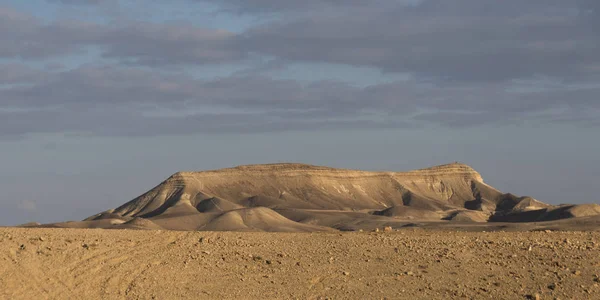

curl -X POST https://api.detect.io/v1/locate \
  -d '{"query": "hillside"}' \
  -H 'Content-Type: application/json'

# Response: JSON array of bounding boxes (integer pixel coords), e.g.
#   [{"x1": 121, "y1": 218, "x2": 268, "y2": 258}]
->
[{"x1": 42, "y1": 162, "x2": 600, "y2": 231}]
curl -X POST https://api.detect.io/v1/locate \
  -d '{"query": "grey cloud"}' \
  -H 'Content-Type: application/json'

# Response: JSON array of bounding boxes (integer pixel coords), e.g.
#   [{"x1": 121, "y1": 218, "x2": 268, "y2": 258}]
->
[
  {"x1": 413, "y1": 111, "x2": 522, "y2": 128},
  {"x1": 46, "y1": 0, "x2": 104, "y2": 4},
  {"x1": 0, "y1": 63, "x2": 45, "y2": 84},
  {"x1": 0, "y1": 104, "x2": 412, "y2": 138},
  {"x1": 5, "y1": 0, "x2": 599, "y2": 83},
  {"x1": 239, "y1": 0, "x2": 599, "y2": 83},
  {"x1": 1, "y1": 64, "x2": 394, "y2": 120},
  {"x1": 201, "y1": 0, "x2": 415, "y2": 14},
  {"x1": 1, "y1": 64, "x2": 598, "y2": 138},
  {"x1": 2, "y1": 65, "x2": 192, "y2": 109},
  {"x1": 0, "y1": 7, "x2": 73, "y2": 59},
  {"x1": 0, "y1": 7, "x2": 243, "y2": 65},
  {"x1": 98, "y1": 23, "x2": 244, "y2": 65}
]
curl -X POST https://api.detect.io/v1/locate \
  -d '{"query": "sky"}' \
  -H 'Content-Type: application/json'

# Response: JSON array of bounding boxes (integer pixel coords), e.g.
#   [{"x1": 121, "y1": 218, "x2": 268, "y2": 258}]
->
[{"x1": 1, "y1": 0, "x2": 599, "y2": 225}]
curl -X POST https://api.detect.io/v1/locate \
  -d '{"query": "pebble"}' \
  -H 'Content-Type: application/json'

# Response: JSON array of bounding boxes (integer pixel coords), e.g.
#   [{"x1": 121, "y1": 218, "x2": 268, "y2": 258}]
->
[{"x1": 526, "y1": 293, "x2": 541, "y2": 300}]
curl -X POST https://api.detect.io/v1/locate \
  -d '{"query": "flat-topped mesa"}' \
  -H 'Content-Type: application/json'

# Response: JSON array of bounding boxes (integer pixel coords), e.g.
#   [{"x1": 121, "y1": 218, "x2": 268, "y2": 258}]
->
[
  {"x1": 108, "y1": 162, "x2": 495, "y2": 221},
  {"x1": 232, "y1": 163, "x2": 335, "y2": 172},
  {"x1": 167, "y1": 162, "x2": 484, "y2": 182},
  {"x1": 405, "y1": 162, "x2": 483, "y2": 181},
  {"x1": 80, "y1": 161, "x2": 600, "y2": 231}
]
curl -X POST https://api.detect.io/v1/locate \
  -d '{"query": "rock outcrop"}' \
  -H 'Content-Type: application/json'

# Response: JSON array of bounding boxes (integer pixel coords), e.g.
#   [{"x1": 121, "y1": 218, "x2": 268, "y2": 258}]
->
[{"x1": 54, "y1": 162, "x2": 600, "y2": 231}]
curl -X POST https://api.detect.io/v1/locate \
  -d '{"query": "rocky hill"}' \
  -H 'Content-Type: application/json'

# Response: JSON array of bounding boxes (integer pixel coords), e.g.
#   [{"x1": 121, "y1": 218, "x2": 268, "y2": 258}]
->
[{"x1": 45, "y1": 162, "x2": 600, "y2": 231}]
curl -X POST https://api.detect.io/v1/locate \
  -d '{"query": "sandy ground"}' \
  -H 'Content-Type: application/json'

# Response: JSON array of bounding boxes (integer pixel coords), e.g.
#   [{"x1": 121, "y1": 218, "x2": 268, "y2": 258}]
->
[{"x1": 1, "y1": 228, "x2": 600, "y2": 299}]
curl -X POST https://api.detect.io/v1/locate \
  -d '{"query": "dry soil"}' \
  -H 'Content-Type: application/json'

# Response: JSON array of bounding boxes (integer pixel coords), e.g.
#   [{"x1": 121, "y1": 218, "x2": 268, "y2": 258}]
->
[{"x1": 2, "y1": 228, "x2": 600, "y2": 299}]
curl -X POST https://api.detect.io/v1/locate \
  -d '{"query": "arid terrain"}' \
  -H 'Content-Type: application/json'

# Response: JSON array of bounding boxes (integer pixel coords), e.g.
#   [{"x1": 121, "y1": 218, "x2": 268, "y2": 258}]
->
[
  {"x1": 1, "y1": 228, "x2": 600, "y2": 299},
  {"x1": 5, "y1": 162, "x2": 600, "y2": 299},
  {"x1": 32, "y1": 163, "x2": 600, "y2": 232}
]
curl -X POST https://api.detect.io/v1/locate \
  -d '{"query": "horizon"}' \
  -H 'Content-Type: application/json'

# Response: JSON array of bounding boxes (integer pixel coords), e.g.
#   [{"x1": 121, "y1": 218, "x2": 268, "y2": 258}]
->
[{"x1": 1, "y1": 0, "x2": 599, "y2": 225}]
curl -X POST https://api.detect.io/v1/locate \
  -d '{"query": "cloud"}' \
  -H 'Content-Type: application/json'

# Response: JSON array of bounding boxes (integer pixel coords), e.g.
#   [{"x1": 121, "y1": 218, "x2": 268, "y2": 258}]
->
[
  {"x1": 98, "y1": 23, "x2": 244, "y2": 66},
  {"x1": 202, "y1": 0, "x2": 418, "y2": 14},
  {"x1": 46, "y1": 0, "x2": 104, "y2": 4},
  {"x1": 0, "y1": 1, "x2": 598, "y2": 138},
  {"x1": 0, "y1": 6, "x2": 244, "y2": 65},
  {"x1": 1, "y1": 63, "x2": 598, "y2": 138},
  {"x1": 0, "y1": 63, "x2": 46, "y2": 84},
  {"x1": 4, "y1": 0, "x2": 599, "y2": 82},
  {"x1": 238, "y1": 0, "x2": 600, "y2": 82}
]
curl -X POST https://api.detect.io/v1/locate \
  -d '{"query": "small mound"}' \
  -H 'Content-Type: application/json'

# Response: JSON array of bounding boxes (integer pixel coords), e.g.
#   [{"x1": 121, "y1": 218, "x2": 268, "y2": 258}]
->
[
  {"x1": 200, "y1": 207, "x2": 334, "y2": 232},
  {"x1": 539, "y1": 204, "x2": 600, "y2": 221},
  {"x1": 374, "y1": 206, "x2": 441, "y2": 220},
  {"x1": 511, "y1": 197, "x2": 553, "y2": 212},
  {"x1": 118, "y1": 218, "x2": 164, "y2": 230},
  {"x1": 446, "y1": 211, "x2": 489, "y2": 222},
  {"x1": 84, "y1": 212, "x2": 132, "y2": 222},
  {"x1": 565, "y1": 204, "x2": 600, "y2": 218},
  {"x1": 491, "y1": 204, "x2": 600, "y2": 223},
  {"x1": 196, "y1": 197, "x2": 244, "y2": 213}
]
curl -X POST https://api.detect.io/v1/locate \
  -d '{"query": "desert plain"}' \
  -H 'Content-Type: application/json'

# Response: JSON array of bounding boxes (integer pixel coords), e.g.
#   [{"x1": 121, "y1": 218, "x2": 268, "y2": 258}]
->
[
  {"x1": 3, "y1": 162, "x2": 600, "y2": 299},
  {"x1": 1, "y1": 228, "x2": 600, "y2": 299}
]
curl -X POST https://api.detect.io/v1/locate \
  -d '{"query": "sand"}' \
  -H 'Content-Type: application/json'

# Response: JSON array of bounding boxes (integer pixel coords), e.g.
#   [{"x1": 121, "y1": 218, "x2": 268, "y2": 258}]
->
[{"x1": 2, "y1": 227, "x2": 600, "y2": 299}]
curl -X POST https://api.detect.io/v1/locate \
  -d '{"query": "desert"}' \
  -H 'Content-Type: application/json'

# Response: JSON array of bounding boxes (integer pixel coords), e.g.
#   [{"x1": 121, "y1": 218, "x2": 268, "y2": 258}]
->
[
  {"x1": 3, "y1": 163, "x2": 600, "y2": 299},
  {"x1": 2, "y1": 228, "x2": 600, "y2": 299},
  {"x1": 2, "y1": 0, "x2": 599, "y2": 299},
  {"x1": 32, "y1": 163, "x2": 600, "y2": 232}
]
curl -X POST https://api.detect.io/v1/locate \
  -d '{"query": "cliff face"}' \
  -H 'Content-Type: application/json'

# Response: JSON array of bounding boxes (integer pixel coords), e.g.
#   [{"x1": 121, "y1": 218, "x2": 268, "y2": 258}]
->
[
  {"x1": 111, "y1": 163, "x2": 487, "y2": 217},
  {"x1": 79, "y1": 162, "x2": 600, "y2": 231}
]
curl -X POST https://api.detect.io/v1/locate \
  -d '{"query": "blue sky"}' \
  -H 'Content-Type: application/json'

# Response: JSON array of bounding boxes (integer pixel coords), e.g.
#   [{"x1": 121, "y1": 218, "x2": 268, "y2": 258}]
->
[{"x1": 1, "y1": 0, "x2": 599, "y2": 225}]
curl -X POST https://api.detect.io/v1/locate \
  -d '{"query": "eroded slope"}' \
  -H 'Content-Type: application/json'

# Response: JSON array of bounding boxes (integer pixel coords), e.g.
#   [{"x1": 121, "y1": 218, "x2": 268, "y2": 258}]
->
[{"x1": 51, "y1": 163, "x2": 600, "y2": 231}]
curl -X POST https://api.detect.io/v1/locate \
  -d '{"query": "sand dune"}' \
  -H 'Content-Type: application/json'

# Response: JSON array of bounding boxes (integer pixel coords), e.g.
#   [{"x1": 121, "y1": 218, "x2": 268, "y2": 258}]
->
[{"x1": 36, "y1": 162, "x2": 600, "y2": 231}]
